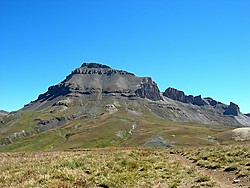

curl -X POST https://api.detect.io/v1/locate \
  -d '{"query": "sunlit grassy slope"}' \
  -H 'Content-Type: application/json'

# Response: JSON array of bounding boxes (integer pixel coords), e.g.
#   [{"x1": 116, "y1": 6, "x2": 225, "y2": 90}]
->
[{"x1": 0, "y1": 101, "x2": 235, "y2": 152}]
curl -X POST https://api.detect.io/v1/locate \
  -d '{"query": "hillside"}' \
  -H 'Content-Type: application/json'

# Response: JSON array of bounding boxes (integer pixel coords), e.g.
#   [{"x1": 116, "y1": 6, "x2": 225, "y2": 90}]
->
[{"x1": 0, "y1": 63, "x2": 249, "y2": 151}]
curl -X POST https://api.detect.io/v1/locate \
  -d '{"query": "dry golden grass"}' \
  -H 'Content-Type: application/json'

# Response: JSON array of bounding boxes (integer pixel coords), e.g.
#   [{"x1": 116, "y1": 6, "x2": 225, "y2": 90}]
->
[
  {"x1": 0, "y1": 148, "x2": 217, "y2": 188},
  {"x1": 176, "y1": 143, "x2": 250, "y2": 187}
]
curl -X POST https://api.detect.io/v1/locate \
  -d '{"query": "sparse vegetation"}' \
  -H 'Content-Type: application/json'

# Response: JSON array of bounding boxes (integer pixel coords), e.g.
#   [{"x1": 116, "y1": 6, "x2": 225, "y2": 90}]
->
[
  {"x1": 177, "y1": 143, "x2": 250, "y2": 187},
  {"x1": 0, "y1": 148, "x2": 219, "y2": 188}
]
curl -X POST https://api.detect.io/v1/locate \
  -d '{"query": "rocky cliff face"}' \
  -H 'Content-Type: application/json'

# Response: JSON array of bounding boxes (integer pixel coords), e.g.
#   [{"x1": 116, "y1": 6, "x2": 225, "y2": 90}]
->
[
  {"x1": 135, "y1": 77, "x2": 162, "y2": 101},
  {"x1": 162, "y1": 87, "x2": 244, "y2": 118},
  {"x1": 163, "y1": 87, "x2": 208, "y2": 106},
  {"x1": 163, "y1": 88, "x2": 186, "y2": 103},
  {"x1": 223, "y1": 102, "x2": 240, "y2": 116},
  {"x1": 24, "y1": 63, "x2": 162, "y2": 111}
]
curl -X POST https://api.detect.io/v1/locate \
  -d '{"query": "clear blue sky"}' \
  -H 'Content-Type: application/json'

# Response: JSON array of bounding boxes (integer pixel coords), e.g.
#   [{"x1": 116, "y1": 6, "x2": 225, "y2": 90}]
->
[{"x1": 0, "y1": 0, "x2": 249, "y2": 113}]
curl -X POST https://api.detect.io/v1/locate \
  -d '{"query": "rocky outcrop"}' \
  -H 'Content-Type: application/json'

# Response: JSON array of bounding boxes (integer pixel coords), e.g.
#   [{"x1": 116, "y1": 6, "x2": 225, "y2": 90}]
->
[
  {"x1": 163, "y1": 87, "x2": 207, "y2": 106},
  {"x1": 163, "y1": 88, "x2": 186, "y2": 103},
  {"x1": 52, "y1": 99, "x2": 71, "y2": 107},
  {"x1": 70, "y1": 63, "x2": 134, "y2": 76},
  {"x1": 0, "y1": 130, "x2": 31, "y2": 146},
  {"x1": 193, "y1": 95, "x2": 207, "y2": 106},
  {"x1": 81, "y1": 63, "x2": 111, "y2": 69},
  {"x1": 135, "y1": 78, "x2": 163, "y2": 101},
  {"x1": 142, "y1": 135, "x2": 171, "y2": 148},
  {"x1": 105, "y1": 104, "x2": 118, "y2": 114},
  {"x1": 163, "y1": 88, "x2": 240, "y2": 113},
  {"x1": 204, "y1": 97, "x2": 218, "y2": 106},
  {"x1": 35, "y1": 116, "x2": 75, "y2": 132},
  {"x1": 245, "y1": 113, "x2": 250, "y2": 117},
  {"x1": 223, "y1": 102, "x2": 240, "y2": 116}
]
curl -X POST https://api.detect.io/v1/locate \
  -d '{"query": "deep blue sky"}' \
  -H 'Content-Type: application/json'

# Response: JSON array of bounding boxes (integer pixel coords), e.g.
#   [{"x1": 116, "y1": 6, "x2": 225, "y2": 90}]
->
[{"x1": 0, "y1": 0, "x2": 249, "y2": 113}]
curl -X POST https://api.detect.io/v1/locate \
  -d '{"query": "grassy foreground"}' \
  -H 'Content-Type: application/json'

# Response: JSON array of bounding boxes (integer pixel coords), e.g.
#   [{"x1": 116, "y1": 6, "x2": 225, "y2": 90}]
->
[
  {"x1": 1, "y1": 144, "x2": 249, "y2": 188},
  {"x1": 0, "y1": 148, "x2": 218, "y2": 188},
  {"x1": 177, "y1": 143, "x2": 250, "y2": 187}
]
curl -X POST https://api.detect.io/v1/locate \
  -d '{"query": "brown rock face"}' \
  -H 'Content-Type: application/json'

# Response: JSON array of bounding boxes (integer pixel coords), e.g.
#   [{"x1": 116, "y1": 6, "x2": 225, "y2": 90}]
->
[{"x1": 223, "y1": 102, "x2": 240, "y2": 116}]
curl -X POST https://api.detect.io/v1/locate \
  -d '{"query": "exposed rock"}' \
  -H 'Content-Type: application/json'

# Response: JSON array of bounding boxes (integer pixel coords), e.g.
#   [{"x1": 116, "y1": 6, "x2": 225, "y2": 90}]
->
[
  {"x1": 204, "y1": 97, "x2": 218, "y2": 106},
  {"x1": 81, "y1": 62, "x2": 111, "y2": 69},
  {"x1": 0, "y1": 130, "x2": 31, "y2": 146},
  {"x1": 232, "y1": 127, "x2": 250, "y2": 141},
  {"x1": 35, "y1": 84, "x2": 71, "y2": 102},
  {"x1": 105, "y1": 104, "x2": 118, "y2": 114},
  {"x1": 233, "y1": 179, "x2": 241, "y2": 184},
  {"x1": 204, "y1": 97, "x2": 228, "y2": 111},
  {"x1": 163, "y1": 87, "x2": 207, "y2": 106},
  {"x1": 235, "y1": 114, "x2": 250, "y2": 126},
  {"x1": 223, "y1": 102, "x2": 240, "y2": 116},
  {"x1": 245, "y1": 113, "x2": 250, "y2": 117},
  {"x1": 24, "y1": 63, "x2": 163, "y2": 111},
  {"x1": 193, "y1": 95, "x2": 207, "y2": 106},
  {"x1": 1, "y1": 62, "x2": 249, "y2": 150},
  {"x1": 52, "y1": 99, "x2": 71, "y2": 107},
  {"x1": 129, "y1": 124, "x2": 137, "y2": 135},
  {"x1": 71, "y1": 62, "x2": 134, "y2": 76},
  {"x1": 115, "y1": 130, "x2": 127, "y2": 139},
  {"x1": 163, "y1": 88, "x2": 186, "y2": 103},
  {"x1": 135, "y1": 77, "x2": 163, "y2": 101},
  {"x1": 35, "y1": 116, "x2": 75, "y2": 132},
  {"x1": 142, "y1": 135, "x2": 171, "y2": 148},
  {"x1": 185, "y1": 95, "x2": 194, "y2": 103}
]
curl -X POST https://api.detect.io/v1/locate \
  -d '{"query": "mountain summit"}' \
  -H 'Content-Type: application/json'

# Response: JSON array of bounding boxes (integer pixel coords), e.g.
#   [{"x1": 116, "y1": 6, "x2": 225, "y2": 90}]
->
[
  {"x1": 21, "y1": 62, "x2": 250, "y2": 127},
  {"x1": 1, "y1": 62, "x2": 250, "y2": 151},
  {"x1": 24, "y1": 63, "x2": 162, "y2": 111}
]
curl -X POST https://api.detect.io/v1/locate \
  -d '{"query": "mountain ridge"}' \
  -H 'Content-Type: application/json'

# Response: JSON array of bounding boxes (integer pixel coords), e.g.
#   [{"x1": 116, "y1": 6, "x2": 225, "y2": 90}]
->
[
  {"x1": 21, "y1": 62, "x2": 250, "y2": 129},
  {"x1": 1, "y1": 62, "x2": 250, "y2": 151}
]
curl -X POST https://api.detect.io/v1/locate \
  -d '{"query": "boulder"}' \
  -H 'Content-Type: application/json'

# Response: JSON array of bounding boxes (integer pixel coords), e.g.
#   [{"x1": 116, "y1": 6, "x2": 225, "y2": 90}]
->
[{"x1": 142, "y1": 135, "x2": 172, "y2": 148}]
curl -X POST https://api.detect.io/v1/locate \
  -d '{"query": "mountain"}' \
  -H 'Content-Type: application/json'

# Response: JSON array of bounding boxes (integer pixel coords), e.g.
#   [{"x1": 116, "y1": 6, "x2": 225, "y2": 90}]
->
[
  {"x1": 23, "y1": 62, "x2": 162, "y2": 112},
  {"x1": 0, "y1": 63, "x2": 250, "y2": 151},
  {"x1": 0, "y1": 110, "x2": 8, "y2": 116}
]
